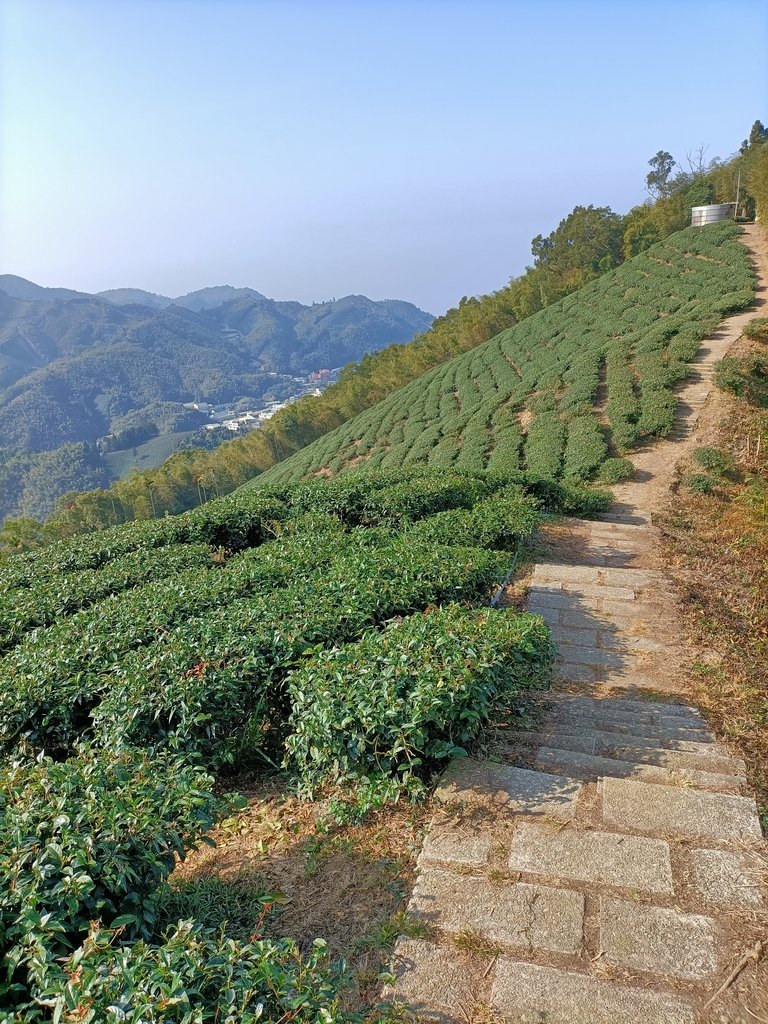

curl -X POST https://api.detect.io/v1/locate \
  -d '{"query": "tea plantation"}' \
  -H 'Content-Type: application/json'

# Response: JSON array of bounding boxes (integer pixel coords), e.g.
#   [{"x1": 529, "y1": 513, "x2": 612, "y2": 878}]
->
[
  {"x1": 0, "y1": 222, "x2": 755, "y2": 1021},
  {"x1": 254, "y1": 223, "x2": 754, "y2": 488},
  {"x1": 0, "y1": 467, "x2": 608, "y2": 1021}
]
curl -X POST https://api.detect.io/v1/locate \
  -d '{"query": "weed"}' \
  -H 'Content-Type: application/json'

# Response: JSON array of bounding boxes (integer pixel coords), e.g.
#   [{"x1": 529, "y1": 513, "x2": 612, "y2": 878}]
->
[
  {"x1": 355, "y1": 912, "x2": 433, "y2": 953},
  {"x1": 684, "y1": 472, "x2": 717, "y2": 494},
  {"x1": 453, "y1": 928, "x2": 503, "y2": 959},
  {"x1": 693, "y1": 446, "x2": 736, "y2": 477}
]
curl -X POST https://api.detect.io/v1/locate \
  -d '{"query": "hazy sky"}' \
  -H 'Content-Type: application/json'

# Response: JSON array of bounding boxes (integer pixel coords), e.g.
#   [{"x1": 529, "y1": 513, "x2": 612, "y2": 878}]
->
[{"x1": 1, "y1": 0, "x2": 766, "y2": 315}]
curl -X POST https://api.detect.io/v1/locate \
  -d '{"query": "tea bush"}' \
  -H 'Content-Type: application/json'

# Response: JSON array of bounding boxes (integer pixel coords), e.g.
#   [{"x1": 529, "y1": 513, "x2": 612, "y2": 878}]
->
[
  {"x1": 6, "y1": 922, "x2": 347, "y2": 1024},
  {"x1": 598, "y1": 457, "x2": 635, "y2": 484},
  {"x1": 743, "y1": 316, "x2": 768, "y2": 341},
  {"x1": 0, "y1": 746, "x2": 217, "y2": 990},
  {"x1": 286, "y1": 604, "x2": 554, "y2": 795},
  {"x1": 714, "y1": 354, "x2": 768, "y2": 406}
]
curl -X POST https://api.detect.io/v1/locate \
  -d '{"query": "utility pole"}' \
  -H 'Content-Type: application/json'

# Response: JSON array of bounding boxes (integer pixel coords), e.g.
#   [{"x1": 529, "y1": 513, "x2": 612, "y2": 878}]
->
[{"x1": 734, "y1": 168, "x2": 741, "y2": 220}]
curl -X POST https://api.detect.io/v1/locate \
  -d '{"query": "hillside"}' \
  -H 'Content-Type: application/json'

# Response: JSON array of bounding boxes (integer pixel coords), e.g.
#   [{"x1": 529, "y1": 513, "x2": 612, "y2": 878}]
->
[
  {"x1": 0, "y1": 279, "x2": 432, "y2": 520},
  {"x1": 13, "y1": 126, "x2": 767, "y2": 542},
  {"x1": 0, "y1": 464, "x2": 606, "y2": 1017},
  {"x1": 254, "y1": 223, "x2": 755, "y2": 489},
  {"x1": 0, "y1": 224, "x2": 763, "y2": 1021}
]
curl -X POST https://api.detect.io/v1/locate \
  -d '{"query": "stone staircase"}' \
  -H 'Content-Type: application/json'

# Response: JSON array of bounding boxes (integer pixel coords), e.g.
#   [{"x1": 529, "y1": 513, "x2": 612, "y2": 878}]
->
[
  {"x1": 387, "y1": 227, "x2": 768, "y2": 1022},
  {"x1": 389, "y1": 518, "x2": 766, "y2": 1023}
]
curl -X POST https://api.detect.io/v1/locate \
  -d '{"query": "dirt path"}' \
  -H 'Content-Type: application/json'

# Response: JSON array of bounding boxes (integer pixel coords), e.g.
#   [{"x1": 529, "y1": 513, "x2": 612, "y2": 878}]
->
[{"x1": 388, "y1": 225, "x2": 768, "y2": 1023}]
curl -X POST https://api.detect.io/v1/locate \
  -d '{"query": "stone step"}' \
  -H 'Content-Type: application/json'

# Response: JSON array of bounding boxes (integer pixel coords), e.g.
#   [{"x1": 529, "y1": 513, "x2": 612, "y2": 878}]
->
[
  {"x1": 532, "y1": 580, "x2": 639, "y2": 601},
  {"x1": 542, "y1": 693, "x2": 704, "y2": 720},
  {"x1": 600, "y1": 897, "x2": 719, "y2": 980},
  {"x1": 409, "y1": 865, "x2": 584, "y2": 954},
  {"x1": 543, "y1": 712, "x2": 714, "y2": 743},
  {"x1": 491, "y1": 960, "x2": 695, "y2": 1024},
  {"x1": 532, "y1": 564, "x2": 659, "y2": 587},
  {"x1": 506, "y1": 820, "x2": 674, "y2": 893},
  {"x1": 435, "y1": 759, "x2": 581, "y2": 821},
  {"x1": 594, "y1": 739, "x2": 745, "y2": 776},
  {"x1": 548, "y1": 626, "x2": 669, "y2": 655},
  {"x1": 599, "y1": 512, "x2": 652, "y2": 525},
  {"x1": 527, "y1": 745, "x2": 745, "y2": 794},
  {"x1": 509, "y1": 730, "x2": 742, "y2": 772},
  {"x1": 600, "y1": 777, "x2": 763, "y2": 842}
]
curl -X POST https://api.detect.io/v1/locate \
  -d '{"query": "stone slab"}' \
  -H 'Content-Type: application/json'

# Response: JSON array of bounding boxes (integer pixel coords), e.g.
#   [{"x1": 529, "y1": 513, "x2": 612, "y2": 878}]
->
[
  {"x1": 533, "y1": 746, "x2": 744, "y2": 794},
  {"x1": 598, "y1": 632, "x2": 665, "y2": 652},
  {"x1": 547, "y1": 625, "x2": 600, "y2": 647},
  {"x1": 547, "y1": 703, "x2": 659, "y2": 728},
  {"x1": 419, "y1": 828, "x2": 492, "y2": 867},
  {"x1": 560, "y1": 608, "x2": 610, "y2": 629},
  {"x1": 508, "y1": 731, "x2": 597, "y2": 754},
  {"x1": 436, "y1": 759, "x2": 581, "y2": 822},
  {"x1": 507, "y1": 821, "x2": 673, "y2": 893},
  {"x1": 557, "y1": 662, "x2": 599, "y2": 683},
  {"x1": 546, "y1": 694, "x2": 704, "y2": 722},
  {"x1": 526, "y1": 605, "x2": 560, "y2": 626},
  {"x1": 532, "y1": 563, "x2": 601, "y2": 582},
  {"x1": 553, "y1": 715, "x2": 712, "y2": 743},
  {"x1": 387, "y1": 938, "x2": 480, "y2": 1023},
  {"x1": 600, "y1": 896, "x2": 718, "y2": 980},
  {"x1": 563, "y1": 583, "x2": 637, "y2": 600},
  {"x1": 539, "y1": 725, "x2": 717, "y2": 754},
  {"x1": 556, "y1": 645, "x2": 625, "y2": 668},
  {"x1": 598, "y1": 740, "x2": 746, "y2": 776},
  {"x1": 691, "y1": 848, "x2": 765, "y2": 908},
  {"x1": 599, "y1": 599, "x2": 657, "y2": 618},
  {"x1": 410, "y1": 865, "x2": 584, "y2": 954},
  {"x1": 600, "y1": 567, "x2": 660, "y2": 586},
  {"x1": 601, "y1": 777, "x2": 763, "y2": 842},
  {"x1": 527, "y1": 590, "x2": 574, "y2": 608},
  {"x1": 491, "y1": 960, "x2": 695, "y2": 1024}
]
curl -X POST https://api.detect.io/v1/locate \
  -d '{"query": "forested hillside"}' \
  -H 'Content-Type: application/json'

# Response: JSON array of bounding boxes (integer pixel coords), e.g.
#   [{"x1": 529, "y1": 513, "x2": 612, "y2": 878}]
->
[
  {"x1": 0, "y1": 282, "x2": 432, "y2": 521},
  {"x1": 14, "y1": 125, "x2": 764, "y2": 546}
]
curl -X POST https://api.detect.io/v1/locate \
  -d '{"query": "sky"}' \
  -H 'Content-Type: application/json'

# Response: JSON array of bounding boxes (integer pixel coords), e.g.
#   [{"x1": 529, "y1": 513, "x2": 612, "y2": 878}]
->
[{"x1": 1, "y1": 0, "x2": 767, "y2": 316}]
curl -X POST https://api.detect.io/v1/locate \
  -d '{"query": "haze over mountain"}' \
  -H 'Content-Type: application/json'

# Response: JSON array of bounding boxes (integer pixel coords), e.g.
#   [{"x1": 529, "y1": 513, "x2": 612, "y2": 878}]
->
[{"x1": 0, "y1": 274, "x2": 433, "y2": 521}]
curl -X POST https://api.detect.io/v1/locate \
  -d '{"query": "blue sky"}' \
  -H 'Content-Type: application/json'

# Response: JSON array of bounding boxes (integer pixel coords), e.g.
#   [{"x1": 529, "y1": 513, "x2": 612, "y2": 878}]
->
[{"x1": 1, "y1": 0, "x2": 766, "y2": 315}]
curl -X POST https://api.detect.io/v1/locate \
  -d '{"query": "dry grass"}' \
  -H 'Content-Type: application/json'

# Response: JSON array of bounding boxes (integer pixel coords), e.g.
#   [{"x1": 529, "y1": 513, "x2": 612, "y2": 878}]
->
[
  {"x1": 659, "y1": 390, "x2": 768, "y2": 827},
  {"x1": 170, "y1": 774, "x2": 428, "y2": 1012}
]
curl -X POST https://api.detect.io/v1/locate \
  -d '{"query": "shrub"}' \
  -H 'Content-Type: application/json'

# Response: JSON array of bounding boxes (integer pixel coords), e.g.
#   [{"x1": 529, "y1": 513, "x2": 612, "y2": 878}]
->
[
  {"x1": 685, "y1": 473, "x2": 717, "y2": 494},
  {"x1": 714, "y1": 355, "x2": 768, "y2": 406},
  {"x1": 406, "y1": 487, "x2": 539, "y2": 551},
  {"x1": 0, "y1": 746, "x2": 217, "y2": 1000},
  {"x1": 10, "y1": 922, "x2": 347, "y2": 1024},
  {"x1": 743, "y1": 317, "x2": 768, "y2": 342},
  {"x1": 562, "y1": 415, "x2": 608, "y2": 481},
  {"x1": 598, "y1": 457, "x2": 635, "y2": 484},
  {"x1": 693, "y1": 447, "x2": 735, "y2": 478},
  {"x1": 285, "y1": 604, "x2": 554, "y2": 796}
]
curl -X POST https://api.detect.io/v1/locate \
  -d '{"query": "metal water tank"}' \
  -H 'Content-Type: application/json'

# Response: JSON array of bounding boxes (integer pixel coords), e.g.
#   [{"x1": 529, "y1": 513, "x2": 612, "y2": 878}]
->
[{"x1": 691, "y1": 203, "x2": 736, "y2": 226}]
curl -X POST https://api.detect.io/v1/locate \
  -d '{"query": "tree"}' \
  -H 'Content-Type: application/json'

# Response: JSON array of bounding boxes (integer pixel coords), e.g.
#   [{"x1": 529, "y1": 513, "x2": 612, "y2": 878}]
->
[
  {"x1": 645, "y1": 151, "x2": 676, "y2": 198},
  {"x1": 741, "y1": 119, "x2": 768, "y2": 152}
]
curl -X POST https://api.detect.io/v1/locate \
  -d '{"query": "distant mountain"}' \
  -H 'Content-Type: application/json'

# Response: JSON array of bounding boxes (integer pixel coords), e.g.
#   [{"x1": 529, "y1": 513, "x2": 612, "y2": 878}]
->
[
  {"x1": 0, "y1": 274, "x2": 90, "y2": 303},
  {"x1": 97, "y1": 288, "x2": 172, "y2": 309},
  {"x1": 0, "y1": 275, "x2": 433, "y2": 522},
  {"x1": 172, "y1": 286, "x2": 268, "y2": 311},
  {"x1": 97, "y1": 285, "x2": 269, "y2": 311}
]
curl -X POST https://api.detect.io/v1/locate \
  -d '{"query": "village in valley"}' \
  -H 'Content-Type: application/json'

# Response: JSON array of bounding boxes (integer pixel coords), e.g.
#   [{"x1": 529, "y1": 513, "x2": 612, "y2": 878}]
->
[{"x1": 187, "y1": 367, "x2": 341, "y2": 436}]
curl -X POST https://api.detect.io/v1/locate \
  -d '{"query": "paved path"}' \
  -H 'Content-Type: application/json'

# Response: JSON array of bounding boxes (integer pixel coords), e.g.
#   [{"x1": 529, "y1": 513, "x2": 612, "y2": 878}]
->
[{"x1": 388, "y1": 226, "x2": 768, "y2": 1023}]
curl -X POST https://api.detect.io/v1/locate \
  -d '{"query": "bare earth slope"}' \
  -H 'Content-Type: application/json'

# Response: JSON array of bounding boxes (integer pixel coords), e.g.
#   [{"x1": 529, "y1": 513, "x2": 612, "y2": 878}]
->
[{"x1": 388, "y1": 225, "x2": 768, "y2": 1023}]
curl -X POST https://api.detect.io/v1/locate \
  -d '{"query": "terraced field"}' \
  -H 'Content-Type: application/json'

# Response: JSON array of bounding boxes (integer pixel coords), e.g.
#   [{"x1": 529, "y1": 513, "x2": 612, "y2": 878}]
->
[
  {"x1": 253, "y1": 224, "x2": 754, "y2": 488},
  {"x1": 1, "y1": 467, "x2": 609, "y2": 1019}
]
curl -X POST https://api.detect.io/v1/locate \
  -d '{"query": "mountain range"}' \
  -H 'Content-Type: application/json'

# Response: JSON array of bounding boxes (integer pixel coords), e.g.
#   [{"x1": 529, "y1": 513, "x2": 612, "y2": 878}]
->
[{"x1": 0, "y1": 275, "x2": 433, "y2": 520}]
